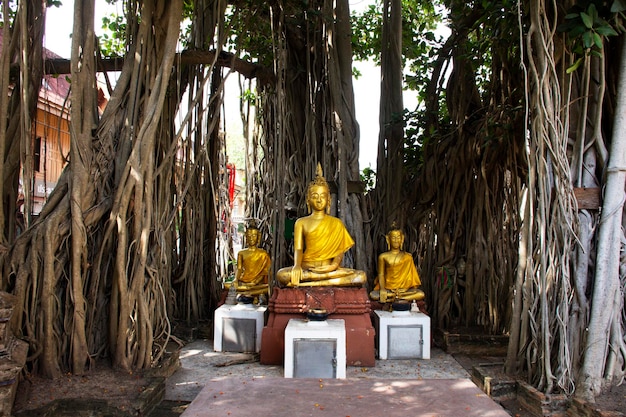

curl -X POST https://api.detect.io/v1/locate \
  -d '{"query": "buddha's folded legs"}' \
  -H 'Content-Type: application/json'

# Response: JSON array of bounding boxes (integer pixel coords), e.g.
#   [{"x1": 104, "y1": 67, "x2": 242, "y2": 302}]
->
[
  {"x1": 370, "y1": 288, "x2": 425, "y2": 302},
  {"x1": 239, "y1": 286, "x2": 270, "y2": 296},
  {"x1": 294, "y1": 271, "x2": 367, "y2": 287},
  {"x1": 275, "y1": 267, "x2": 367, "y2": 287},
  {"x1": 224, "y1": 282, "x2": 269, "y2": 296}
]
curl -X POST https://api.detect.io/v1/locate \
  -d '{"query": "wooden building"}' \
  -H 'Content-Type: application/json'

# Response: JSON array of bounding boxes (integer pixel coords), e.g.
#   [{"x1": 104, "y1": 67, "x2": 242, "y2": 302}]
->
[
  {"x1": 30, "y1": 64, "x2": 72, "y2": 215},
  {"x1": 3, "y1": 31, "x2": 109, "y2": 219}
]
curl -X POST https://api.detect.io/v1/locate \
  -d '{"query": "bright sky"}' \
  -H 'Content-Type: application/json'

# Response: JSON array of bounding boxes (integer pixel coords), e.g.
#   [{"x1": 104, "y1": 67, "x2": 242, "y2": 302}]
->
[
  {"x1": 44, "y1": 2, "x2": 123, "y2": 58},
  {"x1": 43, "y1": 1, "x2": 416, "y2": 171}
]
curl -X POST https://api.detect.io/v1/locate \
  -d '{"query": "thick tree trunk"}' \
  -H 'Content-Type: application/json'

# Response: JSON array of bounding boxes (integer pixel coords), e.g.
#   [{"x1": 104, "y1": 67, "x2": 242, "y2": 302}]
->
[
  {"x1": 326, "y1": 0, "x2": 365, "y2": 269},
  {"x1": 68, "y1": 0, "x2": 97, "y2": 376},
  {"x1": 576, "y1": 37, "x2": 626, "y2": 402},
  {"x1": 376, "y1": 0, "x2": 404, "y2": 228},
  {"x1": 1, "y1": 0, "x2": 45, "y2": 248},
  {"x1": 0, "y1": 0, "x2": 10, "y2": 246},
  {"x1": 254, "y1": 0, "x2": 367, "y2": 278},
  {"x1": 106, "y1": 0, "x2": 184, "y2": 371}
]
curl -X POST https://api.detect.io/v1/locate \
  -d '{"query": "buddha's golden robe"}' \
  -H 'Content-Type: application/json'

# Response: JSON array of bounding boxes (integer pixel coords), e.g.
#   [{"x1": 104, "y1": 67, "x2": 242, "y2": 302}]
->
[
  {"x1": 238, "y1": 249, "x2": 271, "y2": 284},
  {"x1": 302, "y1": 216, "x2": 354, "y2": 263},
  {"x1": 376, "y1": 252, "x2": 421, "y2": 290}
]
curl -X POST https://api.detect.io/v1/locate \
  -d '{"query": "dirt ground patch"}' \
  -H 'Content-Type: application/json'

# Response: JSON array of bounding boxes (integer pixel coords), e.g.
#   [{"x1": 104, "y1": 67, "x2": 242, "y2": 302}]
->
[
  {"x1": 12, "y1": 367, "x2": 152, "y2": 415},
  {"x1": 594, "y1": 382, "x2": 626, "y2": 415}
]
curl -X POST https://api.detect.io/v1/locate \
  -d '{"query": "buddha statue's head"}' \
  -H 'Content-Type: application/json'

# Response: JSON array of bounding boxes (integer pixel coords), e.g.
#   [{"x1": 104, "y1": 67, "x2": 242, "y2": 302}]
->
[
  {"x1": 244, "y1": 220, "x2": 261, "y2": 247},
  {"x1": 306, "y1": 163, "x2": 331, "y2": 214},
  {"x1": 386, "y1": 222, "x2": 405, "y2": 250}
]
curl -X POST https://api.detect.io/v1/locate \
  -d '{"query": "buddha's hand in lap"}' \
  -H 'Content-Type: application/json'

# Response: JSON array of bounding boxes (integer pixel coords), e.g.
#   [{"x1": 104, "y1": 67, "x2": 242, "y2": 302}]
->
[{"x1": 290, "y1": 266, "x2": 302, "y2": 286}]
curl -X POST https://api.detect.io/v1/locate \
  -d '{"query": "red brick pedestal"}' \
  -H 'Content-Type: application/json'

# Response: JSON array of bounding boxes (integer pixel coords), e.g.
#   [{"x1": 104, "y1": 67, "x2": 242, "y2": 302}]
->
[{"x1": 260, "y1": 287, "x2": 375, "y2": 367}]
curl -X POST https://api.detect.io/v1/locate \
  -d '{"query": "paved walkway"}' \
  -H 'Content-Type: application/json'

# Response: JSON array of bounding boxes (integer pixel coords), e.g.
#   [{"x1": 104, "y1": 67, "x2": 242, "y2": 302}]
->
[{"x1": 165, "y1": 340, "x2": 510, "y2": 416}]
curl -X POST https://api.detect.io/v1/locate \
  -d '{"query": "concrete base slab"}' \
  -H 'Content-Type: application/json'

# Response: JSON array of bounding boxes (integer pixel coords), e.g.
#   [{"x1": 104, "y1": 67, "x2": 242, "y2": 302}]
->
[
  {"x1": 284, "y1": 319, "x2": 346, "y2": 378},
  {"x1": 374, "y1": 310, "x2": 431, "y2": 359},
  {"x1": 261, "y1": 312, "x2": 375, "y2": 366},
  {"x1": 213, "y1": 304, "x2": 267, "y2": 353},
  {"x1": 181, "y1": 377, "x2": 510, "y2": 417}
]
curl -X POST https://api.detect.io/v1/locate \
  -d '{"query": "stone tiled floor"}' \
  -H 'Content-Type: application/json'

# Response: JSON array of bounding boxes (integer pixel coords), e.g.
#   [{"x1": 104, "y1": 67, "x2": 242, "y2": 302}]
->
[
  {"x1": 182, "y1": 377, "x2": 511, "y2": 417},
  {"x1": 165, "y1": 339, "x2": 471, "y2": 402},
  {"x1": 165, "y1": 340, "x2": 512, "y2": 417}
]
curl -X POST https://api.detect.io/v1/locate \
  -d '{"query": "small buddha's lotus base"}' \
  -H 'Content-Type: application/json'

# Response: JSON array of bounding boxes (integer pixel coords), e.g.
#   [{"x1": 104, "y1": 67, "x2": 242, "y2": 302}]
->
[
  {"x1": 236, "y1": 294, "x2": 255, "y2": 304},
  {"x1": 392, "y1": 301, "x2": 411, "y2": 311}
]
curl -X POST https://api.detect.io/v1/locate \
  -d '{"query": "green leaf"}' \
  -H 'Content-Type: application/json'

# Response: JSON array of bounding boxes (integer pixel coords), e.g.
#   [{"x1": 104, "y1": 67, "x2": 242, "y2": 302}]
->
[
  {"x1": 568, "y1": 25, "x2": 586, "y2": 37},
  {"x1": 592, "y1": 32, "x2": 603, "y2": 49},
  {"x1": 595, "y1": 25, "x2": 618, "y2": 36},
  {"x1": 586, "y1": 4, "x2": 598, "y2": 22},
  {"x1": 582, "y1": 31, "x2": 594, "y2": 48},
  {"x1": 611, "y1": 0, "x2": 626, "y2": 13},
  {"x1": 566, "y1": 57, "x2": 583, "y2": 74},
  {"x1": 580, "y1": 12, "x2": 593, "y2": 29}
]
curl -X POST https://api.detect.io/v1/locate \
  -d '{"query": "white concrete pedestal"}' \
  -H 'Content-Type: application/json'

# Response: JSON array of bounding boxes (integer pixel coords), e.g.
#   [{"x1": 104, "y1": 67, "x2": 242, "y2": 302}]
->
[
  {"x1": 284, "y1": 319, "x2": 346, "y2": 379},
  {"x1": 213, "y1": 304, "x2": 267, "y2": 353},
  {"x1": 373, "y1": 310, "x2": 431, "y2": 359}
]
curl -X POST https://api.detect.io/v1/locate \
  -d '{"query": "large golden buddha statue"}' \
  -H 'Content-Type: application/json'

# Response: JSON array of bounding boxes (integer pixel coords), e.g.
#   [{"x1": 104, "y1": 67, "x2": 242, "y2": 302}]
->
[
  {"x1": 225, "y1": 221, "x2": 271, "y2": 296},
  {"x1": 276, "y1": 164, "x2": 367, "y2": 288},
  {"x1": 369, "y1": 224, "x2": 425, "y2": 302}
]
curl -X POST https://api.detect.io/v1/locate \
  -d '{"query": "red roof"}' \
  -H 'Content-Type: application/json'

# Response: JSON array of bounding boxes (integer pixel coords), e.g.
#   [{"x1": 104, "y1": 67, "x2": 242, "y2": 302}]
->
[{"x1": 0, "y1": 29, "x2": 71, "y2": 104}]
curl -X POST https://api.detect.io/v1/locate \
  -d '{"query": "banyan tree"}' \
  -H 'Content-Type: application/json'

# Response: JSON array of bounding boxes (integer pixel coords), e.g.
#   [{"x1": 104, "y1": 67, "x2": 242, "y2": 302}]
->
[
  {"x1": 0, "y1": 0, "x2": 624, "y2": 407},
  {"x1": 403, "y1": 0, "x2": 626, "y2": 401}
]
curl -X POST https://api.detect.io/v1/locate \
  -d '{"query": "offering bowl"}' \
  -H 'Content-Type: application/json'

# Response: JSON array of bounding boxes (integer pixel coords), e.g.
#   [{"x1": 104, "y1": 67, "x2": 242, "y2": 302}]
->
[{"x1": 307, "y1": 308, "x2": 329, "y2": 321}]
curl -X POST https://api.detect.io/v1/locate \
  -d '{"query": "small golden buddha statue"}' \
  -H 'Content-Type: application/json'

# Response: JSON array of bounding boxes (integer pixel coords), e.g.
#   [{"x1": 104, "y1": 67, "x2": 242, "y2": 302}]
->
[
  {"x1": 276, "y1": 164, "x2": 367, "y2": 288},
  {"x1": 225, "y1": 221, "x2": 271, "y2": 296},
  {"x1": 369, "y1": 224, "x2": 425, "y2": 302}
]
